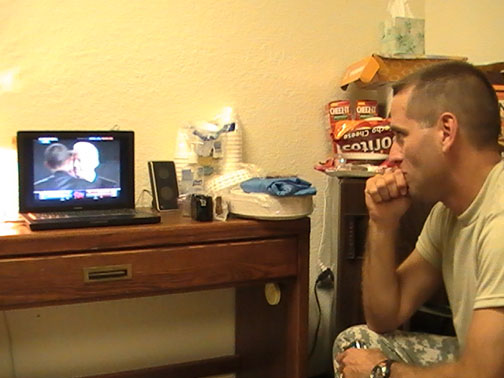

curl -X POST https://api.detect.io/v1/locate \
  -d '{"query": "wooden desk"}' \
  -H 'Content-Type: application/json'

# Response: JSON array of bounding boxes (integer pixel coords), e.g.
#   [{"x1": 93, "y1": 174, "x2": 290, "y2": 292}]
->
[{"x1": 0, "y1": 211, "x2": 310, "y2": 378}]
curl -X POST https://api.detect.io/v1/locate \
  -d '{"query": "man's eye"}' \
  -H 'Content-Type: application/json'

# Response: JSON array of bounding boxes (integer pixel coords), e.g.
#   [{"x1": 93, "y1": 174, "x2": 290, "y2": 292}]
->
[
  {"x1": 393, "y1": 133, "x2": 404, "y2": 145},
  {"x1": 394, "y1": 131, "x2": 404, "y2": 139}
]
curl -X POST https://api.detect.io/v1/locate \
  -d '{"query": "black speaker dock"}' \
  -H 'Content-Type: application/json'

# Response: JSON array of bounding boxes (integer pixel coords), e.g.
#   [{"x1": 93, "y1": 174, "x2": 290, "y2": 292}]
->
[{"x1": 148, "y1": 161, "x2": 179, "y2": 211}]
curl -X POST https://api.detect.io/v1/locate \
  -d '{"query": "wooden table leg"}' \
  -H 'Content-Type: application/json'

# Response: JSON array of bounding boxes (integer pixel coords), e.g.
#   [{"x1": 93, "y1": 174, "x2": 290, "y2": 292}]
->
[{"x1": 235, "y1": 235, "x2": 309, "y2": 378}]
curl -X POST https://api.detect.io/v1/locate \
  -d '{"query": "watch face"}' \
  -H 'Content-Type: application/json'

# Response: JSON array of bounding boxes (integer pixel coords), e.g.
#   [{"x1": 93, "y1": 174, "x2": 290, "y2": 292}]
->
[{"x1": 371, "y1": 363, "x2": 387, "y2": 378}]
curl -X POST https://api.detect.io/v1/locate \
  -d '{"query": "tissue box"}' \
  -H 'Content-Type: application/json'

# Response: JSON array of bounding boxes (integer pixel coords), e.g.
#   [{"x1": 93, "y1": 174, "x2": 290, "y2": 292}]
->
[{"x1": 380, "y1": 17, "x2": 425, "y2": 55}]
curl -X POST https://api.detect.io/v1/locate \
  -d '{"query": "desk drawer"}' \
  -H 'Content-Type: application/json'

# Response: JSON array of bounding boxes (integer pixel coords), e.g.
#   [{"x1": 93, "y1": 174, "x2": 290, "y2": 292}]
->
[{"x1": 0, "y1": 238, "x2": 299, "y2": 309}]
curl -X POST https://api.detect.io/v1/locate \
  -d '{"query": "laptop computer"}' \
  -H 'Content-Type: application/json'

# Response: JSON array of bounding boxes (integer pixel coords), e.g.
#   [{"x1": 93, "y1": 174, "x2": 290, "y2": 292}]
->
[{"x1": 17, "y1": 130, "x2": 161, "y2": 231}]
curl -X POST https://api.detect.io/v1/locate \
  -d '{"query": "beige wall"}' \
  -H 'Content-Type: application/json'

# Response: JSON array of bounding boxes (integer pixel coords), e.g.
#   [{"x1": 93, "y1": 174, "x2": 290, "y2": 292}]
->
[
  {"x1": 0, "y1": 0, "x2": 503, "y2": 376},
  {"x1": 426, "y1": 0, "x2": 503, "y2": 63}
]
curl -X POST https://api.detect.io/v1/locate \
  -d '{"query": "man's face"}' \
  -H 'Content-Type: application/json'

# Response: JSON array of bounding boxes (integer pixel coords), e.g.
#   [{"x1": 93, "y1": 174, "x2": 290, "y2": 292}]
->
[
  {"x1": 388, "y1": 88, "x2": 444, "y2": 202},
  {"x1": 72, "y1": 146, "x2": 99, "y2": 180}
]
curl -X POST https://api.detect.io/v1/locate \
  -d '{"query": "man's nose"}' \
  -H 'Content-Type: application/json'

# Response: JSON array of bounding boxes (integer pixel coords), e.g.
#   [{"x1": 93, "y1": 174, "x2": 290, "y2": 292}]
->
[{"x1": 387, "y1": 140, "x2": 403, "y2": 165}]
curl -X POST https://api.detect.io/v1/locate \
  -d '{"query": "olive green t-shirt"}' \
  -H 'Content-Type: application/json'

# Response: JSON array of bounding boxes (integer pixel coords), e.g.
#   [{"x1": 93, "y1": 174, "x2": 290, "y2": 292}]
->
[{"x1": 416, "y1": 160, "x2": 504, "y2": 350}]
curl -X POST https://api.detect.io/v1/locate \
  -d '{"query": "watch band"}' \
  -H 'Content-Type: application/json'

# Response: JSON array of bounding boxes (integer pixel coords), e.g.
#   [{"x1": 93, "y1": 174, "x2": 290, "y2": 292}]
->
[
  {"x1": 371, "y1": 359, "x2": 396, "y2": 378},
  {"x1": 384, "y1": 359, "x2": 396, "y2": 378}
]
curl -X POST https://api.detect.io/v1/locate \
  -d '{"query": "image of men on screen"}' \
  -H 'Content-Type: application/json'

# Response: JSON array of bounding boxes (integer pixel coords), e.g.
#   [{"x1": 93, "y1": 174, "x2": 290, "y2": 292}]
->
[
  {"x1": 72, "y1": 141, "x2": 118, "y2": 188},
  {"x1": 33, "y1": 143, "x2": 92, "y2": 191}
]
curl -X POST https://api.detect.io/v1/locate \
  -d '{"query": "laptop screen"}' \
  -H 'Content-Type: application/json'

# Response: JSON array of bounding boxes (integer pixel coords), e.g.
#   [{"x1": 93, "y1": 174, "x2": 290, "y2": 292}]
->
[{"x1": 18, "y1": 131, "x2": 135, "y2": 213}]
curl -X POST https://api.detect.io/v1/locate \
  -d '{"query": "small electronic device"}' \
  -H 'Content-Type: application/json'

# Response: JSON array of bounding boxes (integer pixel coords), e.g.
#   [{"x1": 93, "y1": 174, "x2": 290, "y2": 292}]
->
[
  {"x1": 148, "y1": 161, "x2": 179, "y2": 211},
  {"x1": 191, "y1": 194, "x2": 213, "y2": 222}
]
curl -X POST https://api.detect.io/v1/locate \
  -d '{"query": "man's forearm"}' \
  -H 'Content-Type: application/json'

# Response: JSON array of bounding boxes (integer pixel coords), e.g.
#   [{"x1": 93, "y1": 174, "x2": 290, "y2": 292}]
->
[
  {"x1": 362, "y1": 219, "x2": 402, "y2": 332},
  {"x1": 391, "y1": 360, "x2": 463, "y2": 378}
]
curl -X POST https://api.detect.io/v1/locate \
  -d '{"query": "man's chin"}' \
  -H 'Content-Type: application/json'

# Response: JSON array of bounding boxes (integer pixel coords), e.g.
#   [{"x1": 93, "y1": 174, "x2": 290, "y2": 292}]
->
[{"x1": 408, "y1": 186, "x2": 435, "y2": 204}]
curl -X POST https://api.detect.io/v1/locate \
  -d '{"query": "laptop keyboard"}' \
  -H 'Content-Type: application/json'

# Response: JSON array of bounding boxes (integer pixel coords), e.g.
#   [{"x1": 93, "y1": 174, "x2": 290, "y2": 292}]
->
[{"x1": 28, "y1": 209, "x2": 136, "y2": 220}]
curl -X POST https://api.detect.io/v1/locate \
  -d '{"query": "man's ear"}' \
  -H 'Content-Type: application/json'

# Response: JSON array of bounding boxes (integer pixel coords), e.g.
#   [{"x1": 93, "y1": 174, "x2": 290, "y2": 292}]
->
[{"x1": 438, "y1": 112, "x2": 458, "y2": 152}]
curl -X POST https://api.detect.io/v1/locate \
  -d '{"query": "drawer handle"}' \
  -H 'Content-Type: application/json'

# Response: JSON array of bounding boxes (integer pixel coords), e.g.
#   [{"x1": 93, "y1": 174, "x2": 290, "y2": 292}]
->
[{"x1": 83, "y1": 264, "x2": 132, "y2": 282}]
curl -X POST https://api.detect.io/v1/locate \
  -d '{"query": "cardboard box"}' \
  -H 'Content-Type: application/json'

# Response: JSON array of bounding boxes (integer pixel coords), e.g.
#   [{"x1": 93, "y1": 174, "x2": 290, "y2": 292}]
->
[
  {"x1": 497, "y1": 89, "x2": 504, "y2": 147},
  {"x1": 477, "y1": 62, "x2": 504, "y2": 146},
  {"x1": 340, "y1": 54, "x2": 467, "y2": 90},
  {"x1": 477, "y1": 62, "x2": 504, "y2": 84},
  {"x1": 492, "y1": 87, "x2": 504, "y2": 147}
]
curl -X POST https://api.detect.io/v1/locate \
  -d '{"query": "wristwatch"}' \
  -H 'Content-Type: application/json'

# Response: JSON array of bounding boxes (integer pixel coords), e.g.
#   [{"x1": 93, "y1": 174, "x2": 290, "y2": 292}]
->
[{"x1": 370, "y1": 359, "x2": 396, "y2": 378}]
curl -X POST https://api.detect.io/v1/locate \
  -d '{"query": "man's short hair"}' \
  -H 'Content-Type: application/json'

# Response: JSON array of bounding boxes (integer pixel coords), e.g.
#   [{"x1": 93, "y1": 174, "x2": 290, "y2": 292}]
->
[
  {"x1": 44, "y1": 143, "x2": 71, "y2": 170},
  {"x1": 392, "y1": 61, "x2": 501, "y2": 149}
]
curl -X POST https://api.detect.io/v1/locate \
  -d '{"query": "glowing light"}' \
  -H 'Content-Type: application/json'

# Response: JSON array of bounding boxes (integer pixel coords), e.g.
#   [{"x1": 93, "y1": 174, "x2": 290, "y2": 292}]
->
[
  {"x1": 0, "y1": 148, "x2": 19, "y2": 221},
  {"x1": 0, "y1": 67, "x2": 20, "y2": 93}
]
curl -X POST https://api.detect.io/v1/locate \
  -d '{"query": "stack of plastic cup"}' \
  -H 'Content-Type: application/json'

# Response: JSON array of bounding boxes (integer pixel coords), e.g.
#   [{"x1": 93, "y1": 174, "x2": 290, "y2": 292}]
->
[
  {"x1": 221, "y1": 120, "x2": 243, "y2": 173},
  {"x1": 173, "y1": 128, "x2": 197, "y2": 193}
]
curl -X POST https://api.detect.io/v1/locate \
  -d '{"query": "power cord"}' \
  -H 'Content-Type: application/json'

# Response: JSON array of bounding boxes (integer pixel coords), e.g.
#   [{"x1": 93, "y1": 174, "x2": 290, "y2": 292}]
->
[
  {"x1": 309, "y1": 175, "x2": 336, "y2": 359},
  {"x1": 316, "y1": 267, "x2": 335, "y2": 290},
  {"x1": 315, "y1": 176, "x2": 333, "y2": 271},
  {"x1": 2, "y1": 311, "x2": 16, "y2": 377},
  {"x1": 309, "y1": 267, "x2": 334, "y2": 359},
  {"x1": 135, "y1": 188, "x2": 153, "y2": 207}
]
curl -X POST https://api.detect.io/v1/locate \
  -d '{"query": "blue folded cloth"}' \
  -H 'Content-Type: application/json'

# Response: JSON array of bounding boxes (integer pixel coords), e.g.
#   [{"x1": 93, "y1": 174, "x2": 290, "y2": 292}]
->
[{"x1": 240, "y1": 177, "x2": 316, "y2": 197}]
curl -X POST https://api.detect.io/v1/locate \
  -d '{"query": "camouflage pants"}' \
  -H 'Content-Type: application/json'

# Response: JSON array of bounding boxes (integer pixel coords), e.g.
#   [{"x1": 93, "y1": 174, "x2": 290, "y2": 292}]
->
[{"x1": 333, "y1": 324, "x2": 459, "y2": 373}]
